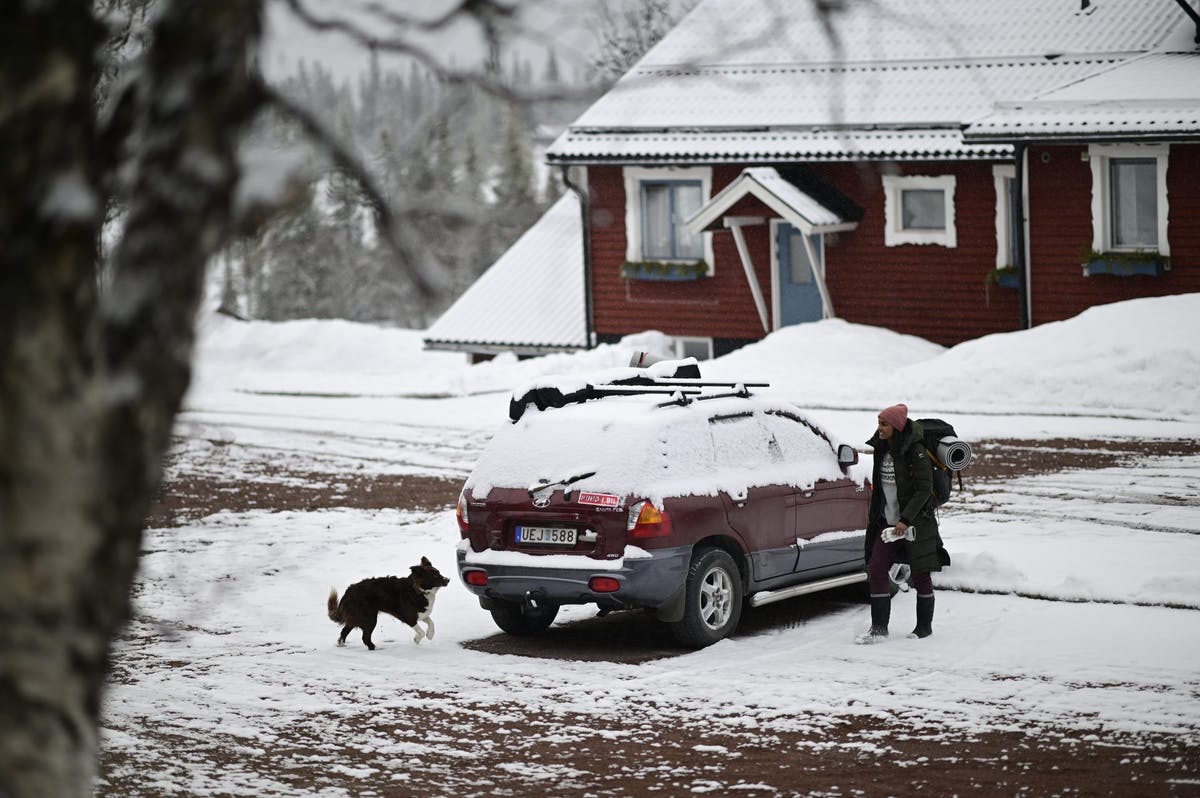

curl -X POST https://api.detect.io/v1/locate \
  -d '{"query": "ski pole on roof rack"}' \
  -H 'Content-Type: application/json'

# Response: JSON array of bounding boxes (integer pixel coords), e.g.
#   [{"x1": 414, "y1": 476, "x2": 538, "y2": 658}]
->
[
  {"x1": 656, "y1": 386, "x2": 757, "y2": 408},
  {"x1": 607, "y1": 376, "x2": 770, "y2": 389}
]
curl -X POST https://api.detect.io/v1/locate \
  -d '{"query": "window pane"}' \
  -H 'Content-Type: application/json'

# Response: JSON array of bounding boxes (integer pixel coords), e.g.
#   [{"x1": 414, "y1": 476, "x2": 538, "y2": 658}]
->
[
  {"x1": 1111, "y1": 159, "x2": 1157, "y2": 248},
  {"x1": 787, "y1": 232, "x2": 814, "y2": 284},
  {"x1": 678, "y1": 338, "x2": 712, "y2": 361},
  {"x1": 674, "y1": 184, "x2": 704, "y2": 259},
  {"x1": 642, "y1": 184, "x2": 672, "y2": 258},
  {"x1": 901, "y1": 189, "x2": 946, "y2": 230}
]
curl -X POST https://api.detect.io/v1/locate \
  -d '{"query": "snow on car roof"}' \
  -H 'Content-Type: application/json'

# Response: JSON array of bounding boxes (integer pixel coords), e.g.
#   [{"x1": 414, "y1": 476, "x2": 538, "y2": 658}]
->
[{"x1": 465, "y1": 388, "x2": 853, "y2": 504}]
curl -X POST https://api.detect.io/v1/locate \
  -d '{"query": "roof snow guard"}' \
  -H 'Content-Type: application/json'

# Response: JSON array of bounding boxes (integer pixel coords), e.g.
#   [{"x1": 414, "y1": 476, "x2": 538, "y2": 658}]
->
[{"x1": 546, "y1": 128, "x2": 1009, "y2": 165}]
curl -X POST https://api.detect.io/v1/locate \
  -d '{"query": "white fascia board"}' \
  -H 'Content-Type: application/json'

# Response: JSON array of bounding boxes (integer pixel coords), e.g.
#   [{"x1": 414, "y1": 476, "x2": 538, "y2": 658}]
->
[{"x1": 687, "y1": 169, "x2": 856, "y2": 235}]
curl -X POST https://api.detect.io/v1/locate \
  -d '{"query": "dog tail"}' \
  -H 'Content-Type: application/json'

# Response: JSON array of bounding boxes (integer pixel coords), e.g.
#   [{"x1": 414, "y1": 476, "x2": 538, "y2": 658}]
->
[{"x1": 327, "y1": 587, "x2": 343, "y2": 623}]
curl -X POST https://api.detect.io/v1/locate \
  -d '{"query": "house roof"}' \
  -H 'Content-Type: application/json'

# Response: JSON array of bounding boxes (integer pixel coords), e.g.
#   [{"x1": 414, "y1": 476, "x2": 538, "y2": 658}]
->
[
  {"x1": 423, "y1": 193, "x2": 587, "y2": 355},
  {"x1": 547, "y1": 0, "x2": 1198, "y2": 164},
  {"x1": 965, "y1": 53, "x2": 1200, "y2": 142},
  {"x1": 687, "y1": 167, "x2": 858, "y2": 234}
]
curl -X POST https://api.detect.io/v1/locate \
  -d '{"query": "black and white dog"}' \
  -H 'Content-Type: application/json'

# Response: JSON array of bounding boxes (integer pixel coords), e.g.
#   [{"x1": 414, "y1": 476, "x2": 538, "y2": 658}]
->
[{"x1": 327, "y1": 557, "x2": 450, "y2": 650}]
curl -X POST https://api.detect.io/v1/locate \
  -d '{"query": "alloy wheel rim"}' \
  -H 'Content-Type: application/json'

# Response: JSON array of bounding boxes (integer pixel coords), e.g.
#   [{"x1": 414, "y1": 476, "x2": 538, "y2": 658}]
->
[{"x1": 699, "y1": 566, "x2": 733, "y2": 629}]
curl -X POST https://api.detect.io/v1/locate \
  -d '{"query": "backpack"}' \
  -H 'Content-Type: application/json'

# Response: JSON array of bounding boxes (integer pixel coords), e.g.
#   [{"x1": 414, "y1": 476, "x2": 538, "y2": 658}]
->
[{"x1": 916, "y1": 418, "x2": 972, "y2": 507}]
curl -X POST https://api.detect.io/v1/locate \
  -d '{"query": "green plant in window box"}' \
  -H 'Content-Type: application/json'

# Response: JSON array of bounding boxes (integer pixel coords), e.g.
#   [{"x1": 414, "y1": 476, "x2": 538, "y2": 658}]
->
[
  {"x1": 1080, "y1": 249, "x2": 1170, "y2": 277},
  {"x1": 620, "y1": 260, "x2": 710, "y2": 281},
  {"x1": 984, "y1": 265, "x2": 1020, "y2": 289}
]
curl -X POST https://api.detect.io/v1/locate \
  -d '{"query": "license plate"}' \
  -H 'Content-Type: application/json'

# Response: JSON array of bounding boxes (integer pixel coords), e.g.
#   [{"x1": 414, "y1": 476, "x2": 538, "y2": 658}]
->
[{"x1": 515, "y1": 525, "x2": 577, "y2": 546}]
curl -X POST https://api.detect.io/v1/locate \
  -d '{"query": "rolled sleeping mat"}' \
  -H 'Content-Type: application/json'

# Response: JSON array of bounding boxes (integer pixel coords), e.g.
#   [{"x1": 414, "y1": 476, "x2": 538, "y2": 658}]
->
[{"x1": 936, "y1": 437, "x2": 973, "y2": 471}]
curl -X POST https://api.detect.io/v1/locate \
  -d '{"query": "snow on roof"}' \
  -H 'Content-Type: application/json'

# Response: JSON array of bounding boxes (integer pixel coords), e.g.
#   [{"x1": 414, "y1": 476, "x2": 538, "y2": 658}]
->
[
  {"x1": 547, "y1": 0, "x2": 1195, "y2": 163},
  {"x1": 687, "y1": 166, "x2": 856, "y2": 234},
  {"x1": 966, "y1": 53, "x2": 1200, "y2": 141},
  {"x1": 424, "y1": 192, "x2": 586, "y2": 355}
]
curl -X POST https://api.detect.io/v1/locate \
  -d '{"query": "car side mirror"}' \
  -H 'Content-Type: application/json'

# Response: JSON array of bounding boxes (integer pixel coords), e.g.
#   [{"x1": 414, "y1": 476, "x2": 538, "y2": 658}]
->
[{"x1": 837, "y1": 444, "x2": 859, "y2": 467}]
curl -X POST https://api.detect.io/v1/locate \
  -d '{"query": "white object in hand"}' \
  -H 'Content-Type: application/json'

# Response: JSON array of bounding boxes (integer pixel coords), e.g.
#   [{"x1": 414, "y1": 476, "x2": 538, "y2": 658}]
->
[{"x1": 881, "y1": 525, "x2": 916, "y2": 543}]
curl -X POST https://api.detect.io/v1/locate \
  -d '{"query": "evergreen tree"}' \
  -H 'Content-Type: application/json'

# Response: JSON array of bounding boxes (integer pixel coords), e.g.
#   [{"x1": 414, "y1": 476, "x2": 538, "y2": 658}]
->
[
  {"x1": 492, "y1": 106, "x2": 535, "y2": 208},
  {"x1": 543, "y1": 46, "x2": 562, "y2": 85}
]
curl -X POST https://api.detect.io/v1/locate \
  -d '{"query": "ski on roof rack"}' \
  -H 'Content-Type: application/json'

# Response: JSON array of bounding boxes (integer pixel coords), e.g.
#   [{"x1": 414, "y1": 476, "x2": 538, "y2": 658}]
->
[{"x1": 508, "y1": 374, "x2": 771, "y2": 422}]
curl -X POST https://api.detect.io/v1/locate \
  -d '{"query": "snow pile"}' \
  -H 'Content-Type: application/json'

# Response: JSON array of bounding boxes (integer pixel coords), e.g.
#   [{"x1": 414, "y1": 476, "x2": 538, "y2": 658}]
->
[{"x1": 191, "y1": 294, "x2": 1200, "y2": 425}]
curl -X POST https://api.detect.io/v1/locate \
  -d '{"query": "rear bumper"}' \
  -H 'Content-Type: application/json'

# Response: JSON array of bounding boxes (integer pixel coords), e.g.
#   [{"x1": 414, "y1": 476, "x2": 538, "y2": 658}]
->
[{"x1": 456, "y1": 541, "x2": 691, "y2": 612}]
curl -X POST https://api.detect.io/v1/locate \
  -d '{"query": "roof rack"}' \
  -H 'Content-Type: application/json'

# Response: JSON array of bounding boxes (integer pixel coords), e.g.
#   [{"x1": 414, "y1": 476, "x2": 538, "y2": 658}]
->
[{"x1": 508, "y1": 371, "x2": 770, "y2": 422}]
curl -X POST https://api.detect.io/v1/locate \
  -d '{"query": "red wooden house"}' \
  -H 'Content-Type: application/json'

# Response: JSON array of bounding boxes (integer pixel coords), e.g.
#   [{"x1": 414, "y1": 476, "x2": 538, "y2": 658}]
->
[{"x1": 426, "y1": 0, "x2": 1200, "y2": 360}]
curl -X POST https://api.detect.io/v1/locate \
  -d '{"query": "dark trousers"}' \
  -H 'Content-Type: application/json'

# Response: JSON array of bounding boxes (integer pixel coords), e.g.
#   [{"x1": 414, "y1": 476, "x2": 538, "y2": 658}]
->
[{"x1": 868, "y1": 533, "x2": 934, "y2": 596}]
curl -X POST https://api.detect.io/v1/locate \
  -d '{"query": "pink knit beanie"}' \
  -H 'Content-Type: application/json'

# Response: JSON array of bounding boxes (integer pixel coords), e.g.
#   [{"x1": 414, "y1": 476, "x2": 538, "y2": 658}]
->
[{"x1": 878, "y1": 403, "x2": 909, "y2": 430}]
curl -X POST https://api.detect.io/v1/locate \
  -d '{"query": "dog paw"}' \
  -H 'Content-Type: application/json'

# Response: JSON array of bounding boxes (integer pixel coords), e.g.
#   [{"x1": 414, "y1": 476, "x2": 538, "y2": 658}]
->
[{"x1": 336, "y1": 639, "x2": 346, "y2": 648}]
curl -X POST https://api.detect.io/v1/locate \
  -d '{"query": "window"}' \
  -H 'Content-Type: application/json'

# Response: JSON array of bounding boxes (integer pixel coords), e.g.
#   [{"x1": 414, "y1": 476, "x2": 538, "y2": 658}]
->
[
  {"x1": 1088, "y1": 144, "x2": 1170, "y2": 255},
  {"x1": 674, "y1": 336, "x2": 713, "y2": 361},
  {"x1": 1110, "y1": 159, "x2": 1157, "y2": 248},
  {"x1": 993, "y1": 165, "x2": 1017, "y2": 268},
  {"x1": 641, "y1": 182, "x2": 703, "y2": 259},
  {"x1": 623, "y1": 166, "x2": 714, "y2": 268},
  {"x1": 881, "y1": 174, "x2": 957, "y2": 247}
]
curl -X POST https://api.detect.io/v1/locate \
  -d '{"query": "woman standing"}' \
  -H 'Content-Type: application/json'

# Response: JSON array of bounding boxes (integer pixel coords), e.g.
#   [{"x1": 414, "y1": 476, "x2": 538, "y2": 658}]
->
[{"x1": 856, "y1": 403, "x2": 944, "y2": 644}]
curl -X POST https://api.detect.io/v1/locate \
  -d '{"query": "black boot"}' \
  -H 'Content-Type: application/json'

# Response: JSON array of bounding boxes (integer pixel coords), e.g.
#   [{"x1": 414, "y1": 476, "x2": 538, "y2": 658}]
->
[
  {"x1": 909, "y1": 594, "x2": 934, "y2": 639},
  {"x1": 855, "y1": 595, "x2": 891, "y2": 644}
]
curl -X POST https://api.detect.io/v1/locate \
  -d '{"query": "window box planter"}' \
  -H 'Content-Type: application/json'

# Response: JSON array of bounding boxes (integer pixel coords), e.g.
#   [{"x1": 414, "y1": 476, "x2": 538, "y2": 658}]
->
[
  {"x1": 620, "y1": 260, "x2": 709, "y2": 281},
  {"x1": 1082, "y1": 253, "x2": 1169, "y2": 277},
  {"x1": 985, "y1": 266, "x2": 1020, "y2": 289}
]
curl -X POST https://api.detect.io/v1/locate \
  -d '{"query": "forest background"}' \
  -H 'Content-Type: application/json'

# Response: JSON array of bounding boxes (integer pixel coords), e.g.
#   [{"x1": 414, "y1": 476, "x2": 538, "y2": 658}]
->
[{"x1": 211, "y1": 0, "x2": 690, "y2": 327}]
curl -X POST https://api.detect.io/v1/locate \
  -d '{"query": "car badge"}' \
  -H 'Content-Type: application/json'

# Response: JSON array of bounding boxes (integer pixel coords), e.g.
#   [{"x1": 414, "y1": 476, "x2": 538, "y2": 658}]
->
[{"x1": 532, "y1": 494, "x2": 551, "y2": 508}]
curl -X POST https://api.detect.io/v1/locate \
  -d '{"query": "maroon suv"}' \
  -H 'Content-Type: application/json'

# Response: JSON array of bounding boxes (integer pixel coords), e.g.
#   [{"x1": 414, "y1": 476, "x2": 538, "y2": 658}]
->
[{"x1": 456, "y1": 368, "x2": 870, "y2": 648}]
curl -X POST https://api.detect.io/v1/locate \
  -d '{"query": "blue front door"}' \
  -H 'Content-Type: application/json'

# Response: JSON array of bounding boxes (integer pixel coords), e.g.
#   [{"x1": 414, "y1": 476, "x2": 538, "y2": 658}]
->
[{"x1": 777, "y1": 223, "x2": 824, "y2": 326}]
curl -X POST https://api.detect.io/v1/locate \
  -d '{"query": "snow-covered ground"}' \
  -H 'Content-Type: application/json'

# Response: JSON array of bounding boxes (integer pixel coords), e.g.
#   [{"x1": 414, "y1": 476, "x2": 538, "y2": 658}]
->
[{"x1": 98, "y1": 295, "x2": 1200, "y2": 795}]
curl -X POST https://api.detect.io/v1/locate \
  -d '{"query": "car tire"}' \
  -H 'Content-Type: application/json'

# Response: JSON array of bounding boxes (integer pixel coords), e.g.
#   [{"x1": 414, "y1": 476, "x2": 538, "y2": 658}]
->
[
  {"x1": 671, "y1": 547, "x2": 743, "y2": 649},
  {"x1": 489, "y1": 600, "x2": 559, "y2": 636}
]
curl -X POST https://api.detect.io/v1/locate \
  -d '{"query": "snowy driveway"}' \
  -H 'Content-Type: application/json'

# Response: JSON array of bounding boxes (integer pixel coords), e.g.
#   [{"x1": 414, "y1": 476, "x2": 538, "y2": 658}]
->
[
  {"x1": 97, "y1": 395, "x2": 1200, "y2": 797},
  {"x1": 96, "y1": 307, "x2": 1200, "y2": 795}
]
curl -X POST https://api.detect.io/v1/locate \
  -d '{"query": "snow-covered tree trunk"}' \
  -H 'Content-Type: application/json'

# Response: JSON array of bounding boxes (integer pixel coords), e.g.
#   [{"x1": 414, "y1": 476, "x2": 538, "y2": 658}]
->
[{"x1": 0, "y1": 2, "x2": 264, "y2": 796}]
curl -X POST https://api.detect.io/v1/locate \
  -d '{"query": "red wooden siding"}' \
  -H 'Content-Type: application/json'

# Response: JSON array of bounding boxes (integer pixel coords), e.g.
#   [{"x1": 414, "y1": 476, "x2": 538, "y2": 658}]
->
[
  {"x1": 587, "y1": 167, "x2": 774, "y2": 341},
  {"x1": 586, "y1": 149, "x2": 1197, "y2": 349},
  {"x1": 1026, "y1": 143, "x2": 1200, "y2": 327},
  {"x1": 815, "y1": 161, "x2": 1019, "y2": 346}
]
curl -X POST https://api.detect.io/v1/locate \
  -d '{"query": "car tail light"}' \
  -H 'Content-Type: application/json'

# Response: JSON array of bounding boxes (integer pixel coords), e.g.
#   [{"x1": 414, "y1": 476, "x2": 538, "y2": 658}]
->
[
  {"x1": 464, "y1": 570, "x2": 487, "y2": 587},
  {"x1": 626, "y1": 500, "x2": 672, "y2": 540},
  {"x1": 589, "y1": 576, "x2": 620, "y2": 593},
  {"x1": 456, "y1": 491, "x2": 470, "y2": 536}
]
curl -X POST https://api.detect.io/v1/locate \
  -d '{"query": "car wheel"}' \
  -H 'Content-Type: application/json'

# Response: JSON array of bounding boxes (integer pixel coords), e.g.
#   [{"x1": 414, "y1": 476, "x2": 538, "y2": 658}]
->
[
  {"x1": 489, "y1": 600, "x2": 559, "y2": 636},
  {"x1": 671, "y1": 547, "x2": 743, "y2": 649}
]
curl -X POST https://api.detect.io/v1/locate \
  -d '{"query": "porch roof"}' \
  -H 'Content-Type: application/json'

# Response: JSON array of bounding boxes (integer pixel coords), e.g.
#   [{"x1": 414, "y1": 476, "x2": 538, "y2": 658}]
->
[{"x1": 686, "y1": 167, "x2": 858, "y2": 235}]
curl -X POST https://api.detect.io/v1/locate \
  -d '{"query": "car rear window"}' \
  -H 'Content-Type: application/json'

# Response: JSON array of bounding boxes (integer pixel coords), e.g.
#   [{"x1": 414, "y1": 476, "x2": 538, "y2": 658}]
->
[{"x1": 465, "y1": 396, "x2": 849, "y2": 502}]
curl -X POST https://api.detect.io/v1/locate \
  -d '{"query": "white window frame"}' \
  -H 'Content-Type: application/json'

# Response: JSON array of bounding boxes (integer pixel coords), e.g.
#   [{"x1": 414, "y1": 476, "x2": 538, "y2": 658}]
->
[
  {"x1": 624, "y1": 166, "x2": 714, "y2": 272},
  {"x1": 673, "y1": 336, "x2": 713, "y2": 361},
  {"x1": 881, "y1": 174, "x2": 957, "y2": 248},
  {"x1": 1088, "y1": 143, "x2": 1170, "y2": 255},
  {"x1": 993, "y1": 165, "x2": 1016, "y2": 268}
]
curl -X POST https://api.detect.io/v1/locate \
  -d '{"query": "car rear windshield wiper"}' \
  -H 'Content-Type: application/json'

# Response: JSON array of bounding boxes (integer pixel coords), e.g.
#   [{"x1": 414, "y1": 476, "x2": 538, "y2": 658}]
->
[{"x1": 528, "y1": 471, "x2": 597, "y2": 499}]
